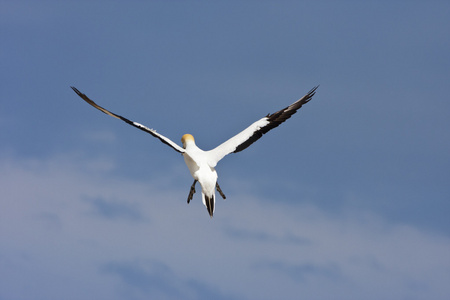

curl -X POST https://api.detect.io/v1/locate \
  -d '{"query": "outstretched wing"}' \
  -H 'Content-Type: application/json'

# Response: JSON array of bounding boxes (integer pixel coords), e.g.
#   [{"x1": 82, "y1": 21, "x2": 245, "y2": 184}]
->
[
  {"x1": 71, "y1": 87, "x2": 185, "y2": 154},
  {"x1": 207, "y1": 86, "x2": 318, "y2": 166}
]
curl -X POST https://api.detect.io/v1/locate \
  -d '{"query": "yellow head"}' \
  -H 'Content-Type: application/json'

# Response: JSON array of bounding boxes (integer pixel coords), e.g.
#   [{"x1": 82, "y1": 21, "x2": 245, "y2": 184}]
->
[{"x1": 181, "y1": 134, "x2": 195, "y2": 148}]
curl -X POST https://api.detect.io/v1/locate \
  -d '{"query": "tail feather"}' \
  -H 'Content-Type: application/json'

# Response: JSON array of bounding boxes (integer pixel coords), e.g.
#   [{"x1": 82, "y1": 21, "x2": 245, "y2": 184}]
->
[{"x1": 203, "y1": 194, "x2": 215, "y2": 218}]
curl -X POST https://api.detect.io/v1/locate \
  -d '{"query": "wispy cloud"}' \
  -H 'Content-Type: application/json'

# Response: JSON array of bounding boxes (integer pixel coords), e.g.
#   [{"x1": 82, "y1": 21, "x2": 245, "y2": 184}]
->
[
  {"x1": 253, "y1": 260, "x2": 341, "y2": 282},
  {"x1": 101, "y1": 260, "x2": 240, "y2": 300},
  {"x1": 223, "y1": 226, "x2": 311, "y2": 245},
  {"x1": 83, "y1": 196, "x2": 145, "y2": 221},
  {"x1": 101, "y1": 260, "x2": 182, "y2": 299},
  {"x1": 1, "y1": 155, "x2": 450, "y2": 300}
]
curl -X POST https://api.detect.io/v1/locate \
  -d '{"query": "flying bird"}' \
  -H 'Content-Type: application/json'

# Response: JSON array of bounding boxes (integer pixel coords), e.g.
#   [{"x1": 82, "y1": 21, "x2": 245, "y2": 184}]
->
[{"x1": 71, "y1": 86, "x2": 318, "y2": 217}]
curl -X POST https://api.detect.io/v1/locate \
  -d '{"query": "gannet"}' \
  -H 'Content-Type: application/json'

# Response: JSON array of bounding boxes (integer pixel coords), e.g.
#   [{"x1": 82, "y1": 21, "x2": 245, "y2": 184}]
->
[{"x1": 71, "y1": 86, "x2": 318, "y2": 217}]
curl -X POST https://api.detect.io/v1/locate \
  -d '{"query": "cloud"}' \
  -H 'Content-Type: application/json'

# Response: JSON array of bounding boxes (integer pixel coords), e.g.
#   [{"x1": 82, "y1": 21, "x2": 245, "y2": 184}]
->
[
  {"x1": 83, "y1": 196, "x2": 145, "y2": 221},
  {"x1": 223, "y1": 226, "x2": 311, "y2": 245},
  {"x1": 101, "y1": 260, "x2": 182, "y2": 299},
  {"x1": 252, "y1": 260, "x2": 341, "y2": 282},
  {"x1": 1, "y1": 154, "x2": 450, "y2": 300},
  {"x1": 101, "y1": 260, "x2": 239, "y2": 300}
]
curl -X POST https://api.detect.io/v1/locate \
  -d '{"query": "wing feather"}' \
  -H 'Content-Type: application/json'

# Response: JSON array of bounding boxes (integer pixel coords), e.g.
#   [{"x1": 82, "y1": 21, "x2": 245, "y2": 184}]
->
[
  {"x1": 71, "y1": 87, "x2": 185, "y2": 154},
  {"x1": 207, "y1": 86, "x2": 318, "y2": 166}
]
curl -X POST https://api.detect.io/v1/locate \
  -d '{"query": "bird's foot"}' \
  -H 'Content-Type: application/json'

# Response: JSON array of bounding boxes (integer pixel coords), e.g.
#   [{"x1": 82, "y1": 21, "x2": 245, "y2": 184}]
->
[
  {"x1": 216, "y1": 182, "x2": 226, "y2": 200},
  {"x1": 187, "y1": 179, "x2": 197, "y2": 204}
]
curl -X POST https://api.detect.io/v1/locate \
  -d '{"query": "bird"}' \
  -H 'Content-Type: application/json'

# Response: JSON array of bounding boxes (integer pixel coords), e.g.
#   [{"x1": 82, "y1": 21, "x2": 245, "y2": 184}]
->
[{"x1": 71, "y1": 86, "x2": 318, "y2": 217}]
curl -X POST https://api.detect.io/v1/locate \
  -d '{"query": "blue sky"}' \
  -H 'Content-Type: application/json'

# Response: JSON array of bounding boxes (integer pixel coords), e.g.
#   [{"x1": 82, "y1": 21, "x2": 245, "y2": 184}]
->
[{"x1": 1, "y1": 1, "x2": 450, "y2": 299}]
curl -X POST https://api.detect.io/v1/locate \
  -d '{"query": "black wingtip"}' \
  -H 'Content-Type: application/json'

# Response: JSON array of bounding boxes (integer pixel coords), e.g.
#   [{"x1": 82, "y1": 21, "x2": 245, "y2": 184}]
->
[
  {"x1": 304, "y1": 85, "x2": 319, "y2": 102},
  {"x1": 70, "y1": 86, "x2": 82, "y2": 96},
  {"x1": 293, "y1": 85, "x2": 319, "y2": 108}
]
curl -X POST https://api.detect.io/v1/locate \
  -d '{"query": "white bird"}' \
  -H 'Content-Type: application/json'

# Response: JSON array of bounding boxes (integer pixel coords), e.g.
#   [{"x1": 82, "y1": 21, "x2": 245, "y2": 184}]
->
[{"x1": 71, "y1": 86, "x2": 318, "y2": 217}]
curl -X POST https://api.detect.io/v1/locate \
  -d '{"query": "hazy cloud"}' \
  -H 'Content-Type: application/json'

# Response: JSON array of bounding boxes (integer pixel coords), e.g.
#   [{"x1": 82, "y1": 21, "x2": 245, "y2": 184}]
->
[
  {"x1": 101, "y1": 260, "x2": 240, "y2": 300},
  {"x1": 253, "y1": 260, "x2": 341, "y2": 282},
  {"x1": 2, "y1": 155, "x2": 449, "y2": 299},
  {"x1": 223, "y1": 226, "x2": 311, "y2": 245},
  {"x1": 83, "y1": 196, "x2": 145, "y2": 221}
]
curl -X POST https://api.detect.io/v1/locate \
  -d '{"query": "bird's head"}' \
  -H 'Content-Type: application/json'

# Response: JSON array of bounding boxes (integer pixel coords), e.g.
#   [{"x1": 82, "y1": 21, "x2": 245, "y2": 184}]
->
[{"x1": 181, "y1": 134, "x2": 195, "y2": 148}]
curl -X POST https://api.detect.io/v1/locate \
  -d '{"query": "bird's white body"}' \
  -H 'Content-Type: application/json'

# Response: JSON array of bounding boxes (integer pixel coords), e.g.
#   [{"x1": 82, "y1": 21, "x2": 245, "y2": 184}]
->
[
  {"x1": 71, "y1": 86, "x2": 318, "y2": 218},
  {"x1": 182, "y1": 134, "x2": 218, "y2": 213}
]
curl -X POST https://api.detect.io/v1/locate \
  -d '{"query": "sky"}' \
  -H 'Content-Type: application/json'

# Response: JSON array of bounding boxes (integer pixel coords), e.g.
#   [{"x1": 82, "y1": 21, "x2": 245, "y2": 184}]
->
[{"x1": 1, "y1": 1, "x2": 450, "y2": 299}]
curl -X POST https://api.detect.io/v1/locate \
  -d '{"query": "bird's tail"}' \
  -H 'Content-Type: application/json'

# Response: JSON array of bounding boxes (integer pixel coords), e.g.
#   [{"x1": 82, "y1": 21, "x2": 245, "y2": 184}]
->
[{"x1": 202, "y1": 193, "x2": 215, "y2": 218}]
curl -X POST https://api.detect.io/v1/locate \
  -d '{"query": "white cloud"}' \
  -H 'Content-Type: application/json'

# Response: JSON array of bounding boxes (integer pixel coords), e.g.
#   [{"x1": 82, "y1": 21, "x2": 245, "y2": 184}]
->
[{"x1": 0, "y1": 154, "x2": 449, "y2": 300}]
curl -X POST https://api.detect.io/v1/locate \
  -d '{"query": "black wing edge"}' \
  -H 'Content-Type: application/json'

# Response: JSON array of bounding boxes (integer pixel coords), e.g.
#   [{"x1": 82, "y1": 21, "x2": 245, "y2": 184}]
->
[
  {"x1": 233, "y1": 85, "x2": 319, "y2": 153},
  {"x1": 70, "y1": 86, "x2": 184, "y2": 153}
]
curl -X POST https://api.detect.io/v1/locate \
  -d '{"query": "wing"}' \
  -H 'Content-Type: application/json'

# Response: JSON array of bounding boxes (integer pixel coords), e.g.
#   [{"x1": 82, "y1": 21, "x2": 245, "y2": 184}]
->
[
  {"x1": 207, "y1": 86, "x2": 318, "y2": 166},
  {"x1": 71, "y1": 87, "x2": 185, "y2": 154}
]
